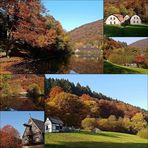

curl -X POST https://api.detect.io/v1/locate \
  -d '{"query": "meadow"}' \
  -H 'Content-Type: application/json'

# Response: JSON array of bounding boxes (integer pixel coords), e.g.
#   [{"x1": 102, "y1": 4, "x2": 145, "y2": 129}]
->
[
  {"x1": 104, "y1": 61, "x2": 148, "y2": 74},
  {"x1": 45, "y1": 131, "x2": 148, "y2": 148},
  {"x1": 104, "y1": 24, "x2": 148, "y2": 37}
]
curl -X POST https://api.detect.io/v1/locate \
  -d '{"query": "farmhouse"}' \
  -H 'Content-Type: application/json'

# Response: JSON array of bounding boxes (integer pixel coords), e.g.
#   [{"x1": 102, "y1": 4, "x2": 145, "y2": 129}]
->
[
  {"x1": 130, "y1": 15, "x2": 142, "y2": 24},
  {"x1": 22, "y1": 117, "x2": 44, "y2": 146},
  {"x1": 45, "y1": 117, "x2": 64, "y2": 133},
  {"x1": 105, "y1": 14, "x2": 142, "y2": 25}
]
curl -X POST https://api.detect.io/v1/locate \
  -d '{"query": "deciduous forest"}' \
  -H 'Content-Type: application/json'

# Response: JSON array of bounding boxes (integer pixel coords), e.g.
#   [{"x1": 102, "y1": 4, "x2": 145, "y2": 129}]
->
[{"x1": 45, "y1": 78, "x2": 148, "y2": 139}]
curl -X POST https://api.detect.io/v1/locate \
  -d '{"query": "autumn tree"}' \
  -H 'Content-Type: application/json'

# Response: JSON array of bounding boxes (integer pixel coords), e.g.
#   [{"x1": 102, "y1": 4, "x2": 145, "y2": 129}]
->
[
  {"x1": 0, "y1": 125, "x2": 21, "y2": 148},
  {"x1": 133, "y1": 55, "x2": 145, "y2": 68},
  {"x1": 48, "y1": 92, "x2": 84, "y2": 127},
  {"x1": 0, "y1": 0, "x2": 72, "y2": 57},
  {"x1": 131, "y1": 113, "x2": 147, "y2": 133},
  {"x1": 48, "y1": 86, "x2": 64, "y2": 99},
  {"x1": 81, "y1": 118, "x2": 97, "y2": 130},
  {"x1": 137, "y1": 127, "x2": 148, "y2": 139}
]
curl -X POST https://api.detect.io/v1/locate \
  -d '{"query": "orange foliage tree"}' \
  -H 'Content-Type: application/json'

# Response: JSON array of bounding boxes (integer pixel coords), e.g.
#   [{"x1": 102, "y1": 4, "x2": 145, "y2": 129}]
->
[
  {"x1": 48, "y1": 86, "x2": 64, "y2": 99},
  {"x1": 0, "y1": 0, "x2": 56, "y2": 48}
]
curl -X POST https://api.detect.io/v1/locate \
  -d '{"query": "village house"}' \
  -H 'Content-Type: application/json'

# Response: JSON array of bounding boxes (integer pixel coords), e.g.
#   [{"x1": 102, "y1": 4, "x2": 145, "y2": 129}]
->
[
  {"x1": 22, "y1": 117, "x2": 44, "y2": 146},
  {"x1": 105, "y1": 14, "x2": 142, "y2": 25},
  {"x1": 130, "y1": 15, "x2": 142, "y2": 24},
  {"x1": 45, "y1": 117, "x2": 64, "y2": 133}
]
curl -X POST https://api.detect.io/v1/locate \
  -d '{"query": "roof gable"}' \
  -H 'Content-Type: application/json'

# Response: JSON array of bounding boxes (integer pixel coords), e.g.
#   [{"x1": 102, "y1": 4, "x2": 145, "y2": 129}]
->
[
  {"x1": 31, "y1": 118, "x2": 44, "y2": 133},
  {"x1": 48, "y1": 117, "x2": 63, "y2": 124}
]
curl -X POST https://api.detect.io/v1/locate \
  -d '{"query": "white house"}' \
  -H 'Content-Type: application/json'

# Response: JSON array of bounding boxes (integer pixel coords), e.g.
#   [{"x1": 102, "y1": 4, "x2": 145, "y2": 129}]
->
[
  {"x1": 105, "y1": 14, "x2": 142, "y2": 25},
  {"x1": 105, "y1": 14, "x2": 124, "y2": 25},
  {"x1": 130, "y1": 15, "x2": 142, "y2": 24},
  {"x1": 45, "y1": 117, "x2": 63, "y2": 133}
]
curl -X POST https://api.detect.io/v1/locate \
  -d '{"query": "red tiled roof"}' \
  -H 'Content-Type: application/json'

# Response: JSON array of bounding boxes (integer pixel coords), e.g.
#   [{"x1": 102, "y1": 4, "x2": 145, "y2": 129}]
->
[{"x1": 113, "y1": 14, "x2": 124, "y2": 22}]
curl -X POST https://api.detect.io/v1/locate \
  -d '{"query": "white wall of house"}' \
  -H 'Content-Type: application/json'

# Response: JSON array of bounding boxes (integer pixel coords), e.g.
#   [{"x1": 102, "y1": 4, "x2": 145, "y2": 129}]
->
[
  {"x1": 105, "y1": 15, "x2": 121, "y2": 25},
  {"x1": 45, "y1": 118, "x2": 52, "y2": 133},
  {"x1": 45, "y1": 118, "x2": 63, "y2": 133},
  {"x1": 130, "y1": 15, "x2": 142, "y2": 24}
]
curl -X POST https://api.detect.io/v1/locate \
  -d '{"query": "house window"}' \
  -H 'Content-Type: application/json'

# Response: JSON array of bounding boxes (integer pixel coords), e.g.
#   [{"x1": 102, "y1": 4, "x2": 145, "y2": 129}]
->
[
  {"x1": 137, "y1": 21, "x2": 139, "y2": 23},
  {"x1": 110, "y1": 17, "x2": 112, "y2": 20},
  {"x1": 110, "y1": 21, "x2": 112, "y2": 24},
  {"x1": 56, "y1": 126, "x2": 60, "y2": 130},
  {"x1": 133, "y1": 21, "x2": 135, "y2": 23},
  {"x1": 113, "y1": 17, "x2": 115, "y2": 20},
  {"x1": 114, "y1": 21, "x2": 116, "y2": 24},
  {"x1": 46, "y1": 126, "x2": 49, "y2": 130}
]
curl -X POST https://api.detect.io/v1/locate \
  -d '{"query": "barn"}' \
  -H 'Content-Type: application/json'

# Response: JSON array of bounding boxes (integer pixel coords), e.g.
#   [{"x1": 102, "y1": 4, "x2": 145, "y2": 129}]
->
[
  {"x1": 105, "y1": 14, "x2": 124, "y2": 25},
  {"x1": 130, "y1": 15, "x2": 142, "y2": 24},
  {"x1": 45, "y1": 117, "x2": 64, "y2": 133},
  {"x1": 105, "y1": 14, "x2": 142, "y2": 25},
  {"x1": 22, "y1": 117, "x2": 44, "y2": 146}
]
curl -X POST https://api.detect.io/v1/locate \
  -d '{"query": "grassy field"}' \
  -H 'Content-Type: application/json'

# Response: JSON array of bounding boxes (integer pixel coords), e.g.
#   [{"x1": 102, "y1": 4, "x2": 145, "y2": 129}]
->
[
  {"x1": 45, "y1": 131, "x2": 148, "y2": 148},
  {"x1": 104, "y1": 61, "x2": 148, "y2": 74},
  {"x1": 104, "y1": 24, "x2": 148, "y2": 37}
]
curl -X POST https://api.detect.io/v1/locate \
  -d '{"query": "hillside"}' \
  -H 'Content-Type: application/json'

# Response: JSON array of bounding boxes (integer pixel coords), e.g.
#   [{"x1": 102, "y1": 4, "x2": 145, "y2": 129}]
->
[
  {"x1": 130, "y1": 38, "x2": 148, "y2": 51},
  {"x1": 45, "y1": 131, "x2": 148, "y2": 148},
  {"x1": 45, "y1": 78, "x2": 148, "y2": 118},
  {"x1": 104, "y1": 60, "x2": 148, "y2": 74},
  {"x1": 103, "y1": 37, "x2": 148, "y2": 70},
  {"x1": 68, "y1": 20, "x2": 103, "y2": 48}
]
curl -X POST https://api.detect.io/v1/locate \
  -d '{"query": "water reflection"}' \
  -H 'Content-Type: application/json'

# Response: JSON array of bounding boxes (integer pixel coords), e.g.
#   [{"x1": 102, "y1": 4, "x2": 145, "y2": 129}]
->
[
  {"x1": 10, "y1": 51, "x2": 103, "y2": 74},
  {"x1": 0, "y1": 96, "x2": 44, "y2": 111}
]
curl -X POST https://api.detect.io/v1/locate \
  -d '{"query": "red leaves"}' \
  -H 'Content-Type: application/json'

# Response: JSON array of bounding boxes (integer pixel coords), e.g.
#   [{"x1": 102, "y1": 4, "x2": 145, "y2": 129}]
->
[
  {"x1": 0, "y1": 125, "x2": 21, "y2": 148},
  {"x1": 134, "y1": 55, "x2": 145, "y2": 64}
]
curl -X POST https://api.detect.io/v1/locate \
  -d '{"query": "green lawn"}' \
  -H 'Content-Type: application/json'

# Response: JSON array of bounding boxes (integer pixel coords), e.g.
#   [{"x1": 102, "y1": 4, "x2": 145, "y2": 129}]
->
[
  {"x1": 104, "y1": 61, "x2": 148, "y2": 74},
  {"x1": 45, "y1": 131, "x2": 148, "y2": 148},
  {"x1": 104, "y1": 24, "x2": 148, "y2": 37}
]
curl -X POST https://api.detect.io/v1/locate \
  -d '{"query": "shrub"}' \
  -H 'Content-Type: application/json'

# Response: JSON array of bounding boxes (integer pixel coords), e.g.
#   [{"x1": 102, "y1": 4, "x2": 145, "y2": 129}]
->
[
  {"x1": 27, "y1": 83, "x2": 41, "y2": 98},
  {"x1": 81, "y1": 118, "x2": 97, "y2": 130},
  {"x1": 137, "y1": 127, "x2": 148, "y2": 139}
]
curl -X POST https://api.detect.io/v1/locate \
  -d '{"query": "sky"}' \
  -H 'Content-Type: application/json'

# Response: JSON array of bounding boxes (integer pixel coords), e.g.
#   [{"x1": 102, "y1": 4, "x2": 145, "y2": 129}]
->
[
  {"x1": 45, "y1": 74, "x2": 148, "y2": 110},
  {"x1": 112, "y1": 37, "x2": 148, "y2": 45},
  {"x1": 41, "y1": 0, "x2": 103, "y2": 31},
  {"x1": 0, "y1": 111, "x2": 44, "y2": 137}
]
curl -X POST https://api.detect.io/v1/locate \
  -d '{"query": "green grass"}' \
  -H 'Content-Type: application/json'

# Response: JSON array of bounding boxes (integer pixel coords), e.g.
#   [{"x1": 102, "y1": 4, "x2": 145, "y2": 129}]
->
[
  {"x1": 45, "y1": 131, "x2": 148, "y2": 148},
  {"x1": 104, "y1": 24, "x2": 148, "y2": 37},
  {"x1": 104, "y1": 61, "x2": 148, "y2": 74}
]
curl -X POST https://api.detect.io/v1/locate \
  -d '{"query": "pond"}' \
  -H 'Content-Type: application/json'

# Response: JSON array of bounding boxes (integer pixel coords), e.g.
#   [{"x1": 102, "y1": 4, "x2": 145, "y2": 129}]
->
[
  {"x1": 0, "y1": 96, "x2": 44, "y2": 111},
  {"x1": 1, "y1": 51, "x2": 103, "y2": 74}
]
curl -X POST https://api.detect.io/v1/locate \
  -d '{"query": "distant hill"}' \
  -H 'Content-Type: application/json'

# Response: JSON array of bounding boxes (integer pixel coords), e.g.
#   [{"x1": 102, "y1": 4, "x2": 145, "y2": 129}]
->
[
  {"x1": 130, "y1": 38, "x2": 148, "y2": 51},
  {"x1": 68, "y1": 20, "x2": 103, "y2": 49}
]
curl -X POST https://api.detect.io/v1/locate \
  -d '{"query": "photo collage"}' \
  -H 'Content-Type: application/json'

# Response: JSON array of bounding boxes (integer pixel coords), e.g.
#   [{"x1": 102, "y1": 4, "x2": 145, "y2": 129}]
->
[{"x1": 0, "y1": 0, "x2": 148, "y2": 148}]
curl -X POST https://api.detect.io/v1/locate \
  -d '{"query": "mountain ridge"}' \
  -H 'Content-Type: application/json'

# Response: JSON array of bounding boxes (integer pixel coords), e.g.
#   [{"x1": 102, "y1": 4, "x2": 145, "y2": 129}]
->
[{"x1": 68, "y1": 20, "x2": 103, "y2": 48}]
